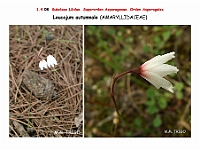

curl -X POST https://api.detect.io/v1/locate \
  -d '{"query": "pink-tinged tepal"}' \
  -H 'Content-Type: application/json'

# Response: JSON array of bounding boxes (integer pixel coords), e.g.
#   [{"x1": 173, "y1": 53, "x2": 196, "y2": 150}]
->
[{"x1": 140, "y1": 52, "x2": 179, "y2": 93}]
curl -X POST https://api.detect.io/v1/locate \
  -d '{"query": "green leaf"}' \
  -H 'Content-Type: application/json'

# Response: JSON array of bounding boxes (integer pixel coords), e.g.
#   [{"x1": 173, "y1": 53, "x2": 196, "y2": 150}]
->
[
  {"x1": 154, "y1": 36, "x2": 161, "y2": 43},
  {"x1": 134, "y1": 117, "x2": 141, "y2": 127},
  {"x1": 145, "y1": 98, "x2": 155, "y2": 106},
  {"x1": 164, "y1": 92, "x2": 173, "y2": 99},
  {"x1": 125, "y1": 37, "x2": 132, "y2": 43},
  {"x1": 108, "y1": 28, "x2": 116, "y2": 36},
  {"x1": 116, "y1": 35, "x2": 122, "y2": 42},
  {"x1": 153, "y1": 115, "x2": 162, "y2": 127},
  {"x1": 162, "y1": 31, "x2": 171, "y2": 41},
  {"x1": 85, "y1": 49, "x2": 119, "y2": 71},
  {"x1": 154, "y1": 35, "x2": 165, "y2": 49},
  {"x1": 158, "y1": 97, "x2": 167, "y2": 109},
  {"x1": 153, "y1": 49, "x2": 159, "y2": 55},
  {"x1": 152, "y1": 26, "x2": 161, "y2": 32},
  {"x1": 143, "y1": 45, "x2": 150, "y2": 53},
  {"x1": 158, "y1": 42, "x2": 165, "y2": 49},
  {"x1": 174, "y1": 82, "x2": 184, "y2": 91},
  {"x1": 119, "y1": 48, "x2": 128, "y2": 62},
  {"x1": 175, "y1": 30, "x2": 183, "y2": 37},
  {"x1": 147, "y1": 105, "x2": 158, "y2": 115},
  {"x1": 176, "y1": 91, "x2": 183, "y2": 100},
  {"x1": 146, "y1": 88, "x2": 155, "y2": 98}
]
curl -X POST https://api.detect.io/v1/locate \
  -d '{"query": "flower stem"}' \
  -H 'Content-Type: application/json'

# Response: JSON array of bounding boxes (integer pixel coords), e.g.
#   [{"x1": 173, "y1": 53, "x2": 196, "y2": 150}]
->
[{"x1": 110, "y1": 68, "x2": 140, "y2": 122}]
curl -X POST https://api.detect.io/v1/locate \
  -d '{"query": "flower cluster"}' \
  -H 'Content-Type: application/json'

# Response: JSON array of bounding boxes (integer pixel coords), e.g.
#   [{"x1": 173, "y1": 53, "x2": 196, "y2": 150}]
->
[
  {"x1": 39, "y1": 55, "x2": 57, "y2": 70},
  {"x1": 140, "y1": 52, "x2": 179, "y2": 93}
]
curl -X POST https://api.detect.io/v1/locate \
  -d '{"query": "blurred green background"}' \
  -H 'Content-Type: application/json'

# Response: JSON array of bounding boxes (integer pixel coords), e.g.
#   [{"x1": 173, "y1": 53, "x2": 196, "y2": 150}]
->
[{"x1": 84, "y1": 26, "x2": 191, "y2": 137}]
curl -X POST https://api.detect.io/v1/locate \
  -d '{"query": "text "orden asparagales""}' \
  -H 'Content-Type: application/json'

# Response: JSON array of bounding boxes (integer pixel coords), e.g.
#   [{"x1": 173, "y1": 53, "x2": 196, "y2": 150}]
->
[{"x1": 53, "y1": 15, "x2": 147, "y2": 21}]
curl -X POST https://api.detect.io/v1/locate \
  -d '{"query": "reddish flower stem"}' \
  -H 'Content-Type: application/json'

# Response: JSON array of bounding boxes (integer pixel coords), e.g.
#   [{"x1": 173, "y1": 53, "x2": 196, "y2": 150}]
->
[{"x1": 110, "y1": 67, "x2": 140, "y2": 118}]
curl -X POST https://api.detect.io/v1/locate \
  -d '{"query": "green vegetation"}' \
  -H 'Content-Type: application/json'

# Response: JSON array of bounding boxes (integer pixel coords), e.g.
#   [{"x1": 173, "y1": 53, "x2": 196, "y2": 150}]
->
[{"x1": 84, "y1": 25, "x2": 191, "y2": 137}]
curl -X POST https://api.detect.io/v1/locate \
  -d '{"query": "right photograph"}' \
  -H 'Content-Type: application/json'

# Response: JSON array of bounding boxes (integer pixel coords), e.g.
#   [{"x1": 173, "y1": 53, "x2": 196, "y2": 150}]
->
[{"x1": 84, "y1": 25, "x2": 191, "y2": 137}]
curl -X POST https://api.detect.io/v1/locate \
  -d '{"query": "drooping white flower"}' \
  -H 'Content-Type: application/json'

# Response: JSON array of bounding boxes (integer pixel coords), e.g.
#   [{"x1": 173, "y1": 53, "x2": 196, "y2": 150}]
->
[
  {"x1": 140, "y1": 52, "x2": 179, "y2": 93},
  {"x1": 39, "y1": 59, "x2": 48, "y2": 70},
  {"x1": 47, "y1": 55, "x2": 57, "y2": 68}
]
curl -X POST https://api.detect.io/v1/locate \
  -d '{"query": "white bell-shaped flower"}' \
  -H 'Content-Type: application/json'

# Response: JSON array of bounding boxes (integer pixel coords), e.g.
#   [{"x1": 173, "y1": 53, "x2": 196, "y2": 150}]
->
[
  {"x1": 39, "y1": 59, "x2": 48, "y2": 70},
  {"x1": 140, "y1": 52, "x2": 179, "y2": 93},
  {"x1": 47, "y1": 55, "x2": 57, "y2": 68}
]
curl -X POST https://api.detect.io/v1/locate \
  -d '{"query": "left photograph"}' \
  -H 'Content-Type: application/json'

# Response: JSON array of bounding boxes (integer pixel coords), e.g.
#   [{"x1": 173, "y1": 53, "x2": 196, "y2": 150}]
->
[{"x1": 9, "y1": 25, "x2": 83, "y2": 137}]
